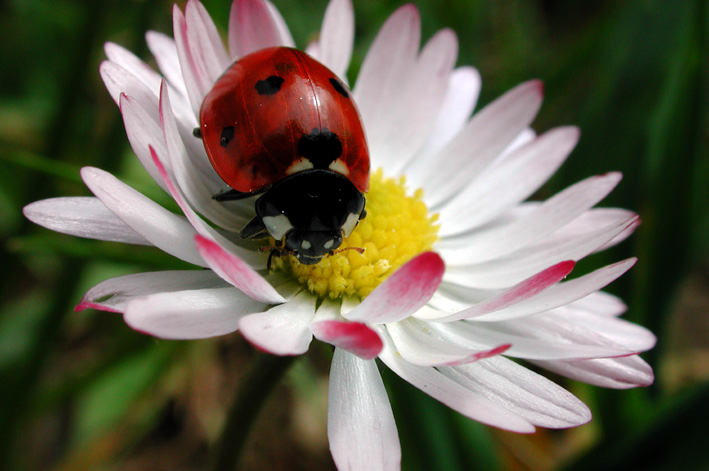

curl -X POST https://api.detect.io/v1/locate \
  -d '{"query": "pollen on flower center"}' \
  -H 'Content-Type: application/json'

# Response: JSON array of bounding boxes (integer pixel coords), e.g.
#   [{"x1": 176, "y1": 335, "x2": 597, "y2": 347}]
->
[{"x1": 274, "y1": 168, "x2": 439, "y2": 299}]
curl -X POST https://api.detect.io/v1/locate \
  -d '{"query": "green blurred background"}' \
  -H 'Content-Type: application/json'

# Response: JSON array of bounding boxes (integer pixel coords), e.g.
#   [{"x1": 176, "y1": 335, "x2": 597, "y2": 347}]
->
[{"x1": 1, "y1": 0, "x2": 707, "y2": 469}]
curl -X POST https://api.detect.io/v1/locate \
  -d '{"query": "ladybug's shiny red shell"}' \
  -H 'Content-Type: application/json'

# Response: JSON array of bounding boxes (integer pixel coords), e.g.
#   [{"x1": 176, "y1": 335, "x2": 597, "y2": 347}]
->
[{"x1": 199, "y1": 47, "x2": 369, "y2": 194}]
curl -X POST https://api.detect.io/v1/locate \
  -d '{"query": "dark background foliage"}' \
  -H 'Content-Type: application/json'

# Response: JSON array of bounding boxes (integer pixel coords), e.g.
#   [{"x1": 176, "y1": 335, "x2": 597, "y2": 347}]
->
[{"x1": 1, "y1": 0, "x2": 707, "y2": 470}]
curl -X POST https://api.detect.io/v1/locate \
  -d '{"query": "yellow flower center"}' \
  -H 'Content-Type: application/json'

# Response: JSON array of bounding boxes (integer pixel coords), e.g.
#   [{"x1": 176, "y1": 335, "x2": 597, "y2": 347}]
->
[{"x1": 274, "y1": 169, "x2": 439, "y2": 299}]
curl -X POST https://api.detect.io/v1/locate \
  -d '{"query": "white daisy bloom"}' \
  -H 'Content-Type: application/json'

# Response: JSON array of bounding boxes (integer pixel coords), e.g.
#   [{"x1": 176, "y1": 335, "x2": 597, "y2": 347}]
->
[{"x1": 23, "y1": 0, "x2": 655, "y2": 469}]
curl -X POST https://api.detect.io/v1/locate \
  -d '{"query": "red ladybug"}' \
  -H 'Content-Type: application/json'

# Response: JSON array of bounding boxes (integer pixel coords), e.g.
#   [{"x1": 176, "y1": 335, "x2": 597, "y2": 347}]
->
[{"x1": 198, "y1": 47, "x2": 370, "y2": 265}]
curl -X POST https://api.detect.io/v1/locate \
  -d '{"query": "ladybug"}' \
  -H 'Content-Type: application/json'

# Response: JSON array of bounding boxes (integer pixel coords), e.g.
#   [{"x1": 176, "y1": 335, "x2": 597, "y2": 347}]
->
[{"x1": 198, "y1": 47, "x2": 369, "y2": 265}]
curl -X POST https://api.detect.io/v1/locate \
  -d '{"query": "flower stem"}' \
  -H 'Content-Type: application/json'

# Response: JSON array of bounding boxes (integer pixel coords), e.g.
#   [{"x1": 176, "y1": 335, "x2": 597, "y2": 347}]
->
[{"x1": 211, "y1": 352, "x2": 297, "y2": 471}]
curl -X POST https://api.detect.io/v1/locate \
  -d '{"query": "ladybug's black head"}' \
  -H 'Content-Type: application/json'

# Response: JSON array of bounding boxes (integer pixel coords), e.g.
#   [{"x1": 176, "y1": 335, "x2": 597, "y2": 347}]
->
[
  {"x1": 239, "y1": 169, "x2": 365, "y2": 265},
  {"x1": 284, "y1": 229, "x2": 343, "y2": 265}
]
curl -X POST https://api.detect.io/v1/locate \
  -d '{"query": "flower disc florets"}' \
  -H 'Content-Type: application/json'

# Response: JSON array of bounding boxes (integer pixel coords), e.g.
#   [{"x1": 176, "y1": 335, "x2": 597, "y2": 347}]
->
[{"x1": 275, "y1": 169, "x2": 439, "y2": 299}]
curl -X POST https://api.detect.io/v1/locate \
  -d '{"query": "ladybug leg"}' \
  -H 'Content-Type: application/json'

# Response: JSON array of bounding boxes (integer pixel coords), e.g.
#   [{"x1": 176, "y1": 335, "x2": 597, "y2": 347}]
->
[
  {"x1": 192, "y1": 128, "x2": 202, "y2": 139},
  {"x1": 213, "y1": 188, "x2": 264, "y2": 201},
  {"x1": 240, "y1": 216, "x2": 269, "y2": 239},
  {"x1": 267, "y1": 248, "x2": 280, "y2": 270}
]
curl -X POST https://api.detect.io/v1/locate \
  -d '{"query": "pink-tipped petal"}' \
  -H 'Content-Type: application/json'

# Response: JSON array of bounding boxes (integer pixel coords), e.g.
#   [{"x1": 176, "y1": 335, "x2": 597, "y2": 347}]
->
[
  {"x1": 229, "y1": 0, "x2": 287, "y2": 58},
  {"x1": 443, "y1": 214, "x2": 638, "y2": 290},
  {"x1": 238, "y1": 292, "x2": 315, "y2": 355},
  {"x1": 149, "y1": 142, "x2": 264, "y2": 268},
  {"x1": 310, "y1": 320, "x2": 383, "y2": 360},
  {"x1": 124, "y1": 287, "x2": 264, "y2": 339},
  {"x1": 438, "y1": 126, "x2": 580, "y2": 236},
  {"x1": 23, "y1": 197, "x2": 149, "y2": 245},
  {"x1": 440, "y1": 356, "x2": 592, "y2": 428},
  {"x1": 532, "y1": 354, "x2": 654, "y2": 389},
  {"x1": 428, "y1": 320, "x2": 634, "y2": 361},
  {"x1": 195, "y1": 235, "x2": 285, "y2": 304},
  {"x1": 470, "y1": 258, "x2": 637, "y2": 322},
  {"x1": 387, "y1": 319, "x2": 510, "y2": 366},
  {"x1": 345, "y1": 252, "x2": 445, "y2": 324},
  {"x1": 317, "y1": 0, "x2": 354, "y2": 79},
  {"x1": 80, "y1": 167, "x2": 206, "y2": 267},
  {"x1": 76, "y1": 270, "x2": 226, "y2": 313},
  {"x1": 328, "y1": 348, "x2": 400, "y2": 471},
  {"x1": 100, "y1": 60, "x2": 159, "y2": 114},
  {"x1": 424, "y1": 260, "x2": 575, "y2": 322},
  {"x1": 378, "y1": 338, "x2": 535, "y2": 433},
  {"x1": 440, "y1": 173, "x2": 623, "y2": 265}
]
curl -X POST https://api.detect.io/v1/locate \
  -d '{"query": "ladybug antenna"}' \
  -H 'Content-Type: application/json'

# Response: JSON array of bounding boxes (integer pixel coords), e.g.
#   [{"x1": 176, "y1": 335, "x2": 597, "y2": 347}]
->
[{"x1": 330, "y1": 246, "x2": 365, "y2": 256}]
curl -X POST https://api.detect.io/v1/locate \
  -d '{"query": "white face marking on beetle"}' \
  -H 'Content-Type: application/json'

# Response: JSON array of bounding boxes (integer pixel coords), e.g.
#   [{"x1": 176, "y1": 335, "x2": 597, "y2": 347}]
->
[
  {"x1": 262, "y1": 214, "x2": 293, "y2": 240},
  {"x1": 328, "y1": 159, "x2": 350, "y2": 176},
  {"x1": 323, "y1": 239, "x2": 335, "y2": 250},
  {"x1": 342, "y1": 212, "x2": 360, "y2": 237},
  {"x1": 285, "y1": 158, "x2": 315, "y2": 175},
  {"x1": 301, "y1": 240, "x2": 312, "y2": 250}
]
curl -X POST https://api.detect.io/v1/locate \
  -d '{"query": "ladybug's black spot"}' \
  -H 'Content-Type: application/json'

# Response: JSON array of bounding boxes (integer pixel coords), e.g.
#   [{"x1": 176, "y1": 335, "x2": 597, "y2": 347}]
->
[
  {"x1": 298, "y1": 128, "x2": 343, "y2": 169},
  {"x1": 220, "y1": 126, "x2": 235, "y2": 148},
  {"x1": 329, "y1": 78, "x2": 349, "y2": 98},
  {"x1": 255, "y1": 75, "x2": 285, "y2": 95}
]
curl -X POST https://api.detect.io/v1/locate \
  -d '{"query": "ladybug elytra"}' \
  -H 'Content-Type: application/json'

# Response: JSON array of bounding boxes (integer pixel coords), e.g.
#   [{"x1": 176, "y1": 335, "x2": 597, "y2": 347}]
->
[{"x1": 198, "y1": 47, "x2": 370, "y2": 265}]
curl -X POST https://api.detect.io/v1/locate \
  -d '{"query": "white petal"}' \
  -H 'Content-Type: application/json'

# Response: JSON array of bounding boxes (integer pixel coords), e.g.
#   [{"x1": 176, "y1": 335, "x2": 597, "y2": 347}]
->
[
  {"x1": 378, "y1": 333, "x2": 535, "y2": 433},
  {"x1": 373, "y1": 28, "x2": 458, "y2": 175},
  {"x1": 238, "y1": 291, "x2": 315, "y2": 355},
  {"x1": 229, "y1": 0, "x2": 288, "y2": 58},
  {"x1": 541, "y1": 306, "x2": 656, "y2": 352},
  {"x1": 439, "y1": 356, "x2": 591, "y2": 428},
  {"x1": 23, "y1": 197, "x2": 149, "y2": 245},
  {"x1": 571, "y1": 291, "x2": 627, "y2": 317},
  {"x1": 413, "y1": 66, "x2": 481, "y2": 163},
  {"x1": 124, "y1": 286, "x2": 264, "y2": 339},
  {"x1": 408, "y1": 80, "x2": 544, "y2": 208},
  {"x1": 442, "y1": 213, "x2": 638, "y2": 289},
  {"x1": 119, "y1": 94, "x2": 170, "y2": 191},
  {"x1": 146, "y1": 31, "x2": 189, "y2": 97},
  {"x1": 264, "y1": 1, "x2": 296, "y2": 48},
  {"x1": 173, "y1": 5, "x2": 209, "y2": 115},
  {"x1": 104, "y1": 42, "x2": 162, "y2": 96},
  {"x1": 438, "y1": 127, "x2": 580, "y2": 235},
  {"x1": 185, "y1": 0, "x2": 230, "y2": 80},
  {"x1": 317, "y1": 0, "x2": 354, "y2": 79},
  {"x1": 328, "y1": 348, "x2": 400, "y2": 471},
  {"x1": 426, "y1": 320, "x2": 632, "y2": 361},
  {"x1": 80, "y1": 167, "x2": 206, "y2": 267},
  {"x1": 387, "y1": 319, "x2": 510, "y2": 367},
  {"x1": 77, "y1": 270, "x2": 227, "y2": 312},
  {"x1": 532, "y1": 354, "x2": 654, "y2": 389},
  {"x1": 354, "y1": 4, "x2": 420, "y2": 167},
  {"x1": 439, "y1": 173, "x2": 622, "y2": 265}
]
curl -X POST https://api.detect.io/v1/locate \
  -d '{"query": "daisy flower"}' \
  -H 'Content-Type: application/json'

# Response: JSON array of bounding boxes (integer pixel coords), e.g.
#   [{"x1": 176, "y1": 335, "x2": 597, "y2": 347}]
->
[{"x1": 23, "y1": 0, "x2": 656, "y2": 469}]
